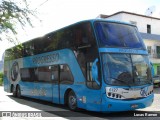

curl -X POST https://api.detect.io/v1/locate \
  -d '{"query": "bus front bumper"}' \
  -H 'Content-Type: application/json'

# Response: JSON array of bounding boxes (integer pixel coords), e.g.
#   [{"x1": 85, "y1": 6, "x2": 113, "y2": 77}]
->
[{"x1": 101, "y1": 94, "x2": 154, "y2": 112}]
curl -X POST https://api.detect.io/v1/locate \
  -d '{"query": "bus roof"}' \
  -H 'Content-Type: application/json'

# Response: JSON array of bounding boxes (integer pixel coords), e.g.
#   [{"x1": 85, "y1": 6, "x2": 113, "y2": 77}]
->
[
  {"x1": 44, "y1": 18, "x2": 135, "y2": 38},
  {"x1": 52, "y1": 19, "x2": 135, "y2": 33}
]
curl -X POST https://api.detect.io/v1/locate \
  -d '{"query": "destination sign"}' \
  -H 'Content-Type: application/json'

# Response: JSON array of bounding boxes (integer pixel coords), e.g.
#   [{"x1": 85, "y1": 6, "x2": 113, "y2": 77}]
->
[
  {"x1": 99, "y1": 48, "x2": 148, "y2": 54},
  {"x1": 118, "y1": 49, "x2": 138, "y2": 53}
]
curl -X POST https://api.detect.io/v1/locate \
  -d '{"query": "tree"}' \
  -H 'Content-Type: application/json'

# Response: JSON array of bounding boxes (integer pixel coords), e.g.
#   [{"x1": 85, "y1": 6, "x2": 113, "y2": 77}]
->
[
  {"x1": 0, "y1": 72, "x2": 3, "y2": 78},
  {"x1": 0, "y1": 0, "x2": 36, "y2": 44},
  {"x1": 0, "y1": 72, "x2": 3, "y2": 86}
]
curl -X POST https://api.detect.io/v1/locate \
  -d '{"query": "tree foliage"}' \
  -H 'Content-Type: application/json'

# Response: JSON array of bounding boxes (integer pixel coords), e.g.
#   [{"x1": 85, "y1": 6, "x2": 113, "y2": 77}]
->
[
  {"x1": 0, "y1": 72, "x2": 3, "y2": 86},
  {"x1": 0, "y1": 0, "x2": 36, "y2": 43},
  {"x1": 0, "y1": 72, "x2": 3, "y2": 78}
]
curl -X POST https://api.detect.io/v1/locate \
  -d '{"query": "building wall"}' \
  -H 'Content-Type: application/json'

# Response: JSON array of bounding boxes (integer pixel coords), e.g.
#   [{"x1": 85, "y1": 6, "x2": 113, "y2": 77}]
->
[
  {"x1": 106, "y1": 13, "x2": 160, "y2": 35},
  {"x1": 105, "y1": 13, "x2": 123, "y2": 22},
  {"x1": 153, "y1": 63, "x2": 160, "y2": 75},
  {"x1": 144, "y1": 39, "x2": 160, "y2": 56}
]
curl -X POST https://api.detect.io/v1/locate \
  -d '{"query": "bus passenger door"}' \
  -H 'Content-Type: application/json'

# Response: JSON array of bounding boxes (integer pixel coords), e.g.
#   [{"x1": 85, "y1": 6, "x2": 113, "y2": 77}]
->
[
  {"x1": 85, "y1": 61, "x2": 102, "y2": 111},
  {"x1": 51, "y1": 65, "x2": 60, "y2": 104}
]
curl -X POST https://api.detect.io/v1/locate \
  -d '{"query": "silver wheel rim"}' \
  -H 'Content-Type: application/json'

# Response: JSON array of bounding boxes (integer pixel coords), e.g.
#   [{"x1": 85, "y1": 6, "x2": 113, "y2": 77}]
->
[{"x1": 69, "y1": 95, "x2": 76, "y2": 109}]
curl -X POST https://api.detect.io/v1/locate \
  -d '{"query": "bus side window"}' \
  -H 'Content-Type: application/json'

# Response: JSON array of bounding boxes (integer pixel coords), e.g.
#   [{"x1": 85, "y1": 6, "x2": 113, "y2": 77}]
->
[
  {"x1": 73, "y1": 22, "x2": 100, "y2": 89},
  {"x1": 37, "y1": 67, "x2": 51, "y2": 82},
  {"x1": 57, "y1": 28, "x2": 74, "y2": 49},
  {"x1": 60, "y1": 65, "x2": 74, "y2": 84},
  {"x1": 20, "y1": 68, "x2": 37, "y2": 82},
  {"x1": 50, "y1": 65, "x2": 59, "y2": 83},
  {"x1": 23, "y1": 42, "x2": 34, "y2": 56}
]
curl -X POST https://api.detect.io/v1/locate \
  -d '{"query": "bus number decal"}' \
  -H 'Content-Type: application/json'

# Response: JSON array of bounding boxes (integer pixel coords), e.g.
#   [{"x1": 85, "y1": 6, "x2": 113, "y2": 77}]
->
[{"x1": 109, "y1": 88, "x2": 118, "y2": 93}]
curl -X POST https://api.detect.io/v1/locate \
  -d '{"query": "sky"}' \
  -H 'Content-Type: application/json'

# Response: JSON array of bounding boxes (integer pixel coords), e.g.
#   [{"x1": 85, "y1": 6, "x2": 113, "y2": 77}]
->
[{"x1": 0, "y1": 0, "x2": 160, "y2": 60}]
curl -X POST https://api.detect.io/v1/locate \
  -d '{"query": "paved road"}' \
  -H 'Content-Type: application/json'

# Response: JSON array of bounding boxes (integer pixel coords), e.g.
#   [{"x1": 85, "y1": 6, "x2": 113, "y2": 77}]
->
[{"x1": 0, "y1": 86, "x2": 159, "y2": 120}]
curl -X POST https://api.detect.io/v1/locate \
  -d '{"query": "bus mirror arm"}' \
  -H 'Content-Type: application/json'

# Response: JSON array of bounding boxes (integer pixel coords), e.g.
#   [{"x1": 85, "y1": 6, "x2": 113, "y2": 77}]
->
[{"x1": 91, "y1": 58, "x2": 100, "y2": 86}]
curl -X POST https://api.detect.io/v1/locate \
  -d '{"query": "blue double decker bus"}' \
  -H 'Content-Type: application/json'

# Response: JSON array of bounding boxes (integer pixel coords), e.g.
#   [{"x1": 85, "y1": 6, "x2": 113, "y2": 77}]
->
[{"x1": 3, "y1": 19, "x2": 154, "y2": 112}]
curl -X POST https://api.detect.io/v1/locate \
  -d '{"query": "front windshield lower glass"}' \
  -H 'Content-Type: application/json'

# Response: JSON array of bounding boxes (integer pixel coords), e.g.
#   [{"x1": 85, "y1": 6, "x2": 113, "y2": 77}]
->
[
  {"x1": 102, "y1": 53, "x2": 152, "y2": 86},
  {"x1": 95, "y1": 22, "x2": 145, "y2": 49}
]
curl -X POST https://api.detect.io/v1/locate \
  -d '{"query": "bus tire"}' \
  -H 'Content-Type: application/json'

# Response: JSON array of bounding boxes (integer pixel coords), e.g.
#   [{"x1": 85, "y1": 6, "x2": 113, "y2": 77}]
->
[
  {"x1": 68, "y1": 91, "x2": 77, "y2": 111},
  {"x1": 13, "y1": 90, "x2": 17, "y2": 97},
  {"x1": 10, "y1": 84, "x2": 14, "y2": 93},
  {"x1": 16, "y1": 85, "x2": 21, "y2": 98},
  {"x1": 12, "y1": 85, "x2": 16, "y2": 97}
]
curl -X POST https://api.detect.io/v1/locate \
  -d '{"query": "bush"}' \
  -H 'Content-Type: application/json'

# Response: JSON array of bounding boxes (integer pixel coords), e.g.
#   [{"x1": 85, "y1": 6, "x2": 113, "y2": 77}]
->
[
  {"x1": 0, "y1": 72, "x2": 3, "y2": 77},
  {"x1": 0, "y1": 78, "x2": 2, "y2": 86},
  {"x1": 0, "y1": 72, "x2": 3, "y2": 86}
]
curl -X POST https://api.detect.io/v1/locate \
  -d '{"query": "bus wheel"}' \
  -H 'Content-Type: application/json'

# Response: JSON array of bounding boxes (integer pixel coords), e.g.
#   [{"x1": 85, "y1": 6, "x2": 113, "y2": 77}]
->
[
  {"x1": 68, "y1": 91, "x2": 77, "y2": 111},
  {"x1": 13, "y1": 90, "x2": 17, "y2": 97},
  {"x1": 12, "y1": 85, "x2": 17, "y2": 97},
  {"x1": 16, "y1": 86, "x2": 21, "y2": 98}
]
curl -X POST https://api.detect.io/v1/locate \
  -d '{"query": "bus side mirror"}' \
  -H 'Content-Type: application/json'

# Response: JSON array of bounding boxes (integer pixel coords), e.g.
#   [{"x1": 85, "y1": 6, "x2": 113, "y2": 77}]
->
[{"x1": 91, "y1": 58, "x2": 100, "y2": 85}]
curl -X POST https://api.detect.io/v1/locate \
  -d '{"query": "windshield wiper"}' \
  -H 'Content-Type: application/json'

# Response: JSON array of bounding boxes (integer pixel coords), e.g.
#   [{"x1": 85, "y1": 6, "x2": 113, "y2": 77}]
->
[{"x1": 108, "y1": 77, "x2": 131, "y2": 87}]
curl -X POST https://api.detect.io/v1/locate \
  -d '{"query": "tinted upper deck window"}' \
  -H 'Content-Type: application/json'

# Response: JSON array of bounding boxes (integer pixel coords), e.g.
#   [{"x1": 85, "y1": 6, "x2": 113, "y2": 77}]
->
[{"x1": 95, "y1": 22, "x2": 145, "y2": 49}]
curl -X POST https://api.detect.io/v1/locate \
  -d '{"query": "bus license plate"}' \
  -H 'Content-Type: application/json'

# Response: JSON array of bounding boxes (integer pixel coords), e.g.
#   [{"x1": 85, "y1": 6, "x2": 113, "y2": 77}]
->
[{"x1": 131, "y1": 104, "x2": 138, "y2": 108}]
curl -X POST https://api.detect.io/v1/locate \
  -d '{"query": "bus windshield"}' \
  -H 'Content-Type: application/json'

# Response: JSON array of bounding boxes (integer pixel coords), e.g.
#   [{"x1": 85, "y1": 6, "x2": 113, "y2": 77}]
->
[
  {"x1": 95, "y1": 22, "x2": 145, "y2": 49},
  {"x1": 102, "y1": 54, "x2": 152, "y2": 86}
]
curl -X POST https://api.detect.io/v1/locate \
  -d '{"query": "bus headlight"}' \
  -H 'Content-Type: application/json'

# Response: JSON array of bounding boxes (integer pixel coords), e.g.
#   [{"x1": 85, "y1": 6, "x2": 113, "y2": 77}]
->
[{"x1": 107, "y1": 92, "x2": 125, "y2": 99}]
